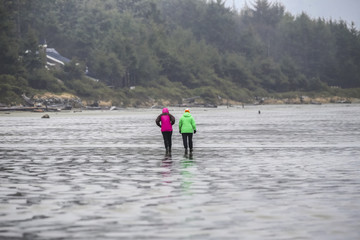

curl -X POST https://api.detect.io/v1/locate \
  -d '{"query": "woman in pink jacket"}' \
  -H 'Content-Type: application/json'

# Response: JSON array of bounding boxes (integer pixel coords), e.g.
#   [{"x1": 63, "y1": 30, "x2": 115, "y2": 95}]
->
[{"x1": 156, "y1": 108, "x2": 175, "y2": 154}]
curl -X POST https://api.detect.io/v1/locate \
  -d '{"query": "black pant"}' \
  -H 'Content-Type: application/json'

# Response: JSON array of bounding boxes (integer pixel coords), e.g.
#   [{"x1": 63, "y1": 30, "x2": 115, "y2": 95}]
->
[
  {"x1": 162, "y1": 131, "x2": 172, "y2": 149},
  {"x1": 182, "y1": 133, "x2": 193, "y2": 150}
]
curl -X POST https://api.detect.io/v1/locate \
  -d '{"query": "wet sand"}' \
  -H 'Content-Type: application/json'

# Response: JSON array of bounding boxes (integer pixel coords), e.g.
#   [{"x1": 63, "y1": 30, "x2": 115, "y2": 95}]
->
[{"x1": 1, "y1": 105, "x2": 360, "y2": 239}]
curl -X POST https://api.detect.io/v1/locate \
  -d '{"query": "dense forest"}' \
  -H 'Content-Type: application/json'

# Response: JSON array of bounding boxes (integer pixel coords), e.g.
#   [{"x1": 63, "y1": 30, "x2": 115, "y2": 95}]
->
[{"x1": 1, "y1": 0, "x2": 360, "y2": 106}]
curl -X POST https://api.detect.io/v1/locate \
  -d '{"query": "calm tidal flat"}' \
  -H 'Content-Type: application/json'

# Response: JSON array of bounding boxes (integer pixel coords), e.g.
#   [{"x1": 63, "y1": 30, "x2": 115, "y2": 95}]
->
[{"x1": 1, "y1": 104, "x2": 360, "y2": 240}]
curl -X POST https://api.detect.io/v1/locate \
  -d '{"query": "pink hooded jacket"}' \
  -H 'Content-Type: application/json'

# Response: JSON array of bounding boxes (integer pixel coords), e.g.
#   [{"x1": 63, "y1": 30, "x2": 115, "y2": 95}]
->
[{"x1": 156, "y1": 108, "x2": 175, "y2": 132}]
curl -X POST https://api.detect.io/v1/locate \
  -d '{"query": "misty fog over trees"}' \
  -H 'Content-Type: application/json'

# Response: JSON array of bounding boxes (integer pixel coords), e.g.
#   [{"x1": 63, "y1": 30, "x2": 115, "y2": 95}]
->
[{"x1": 1, "y1": 0, "x2": 360, "y2": 105}]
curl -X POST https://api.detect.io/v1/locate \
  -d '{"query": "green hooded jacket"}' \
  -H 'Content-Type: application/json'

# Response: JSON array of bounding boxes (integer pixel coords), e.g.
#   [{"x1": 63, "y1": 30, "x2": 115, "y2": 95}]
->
[{"x1": 179, "y1": 112, "x2": 196, "y2": 133}]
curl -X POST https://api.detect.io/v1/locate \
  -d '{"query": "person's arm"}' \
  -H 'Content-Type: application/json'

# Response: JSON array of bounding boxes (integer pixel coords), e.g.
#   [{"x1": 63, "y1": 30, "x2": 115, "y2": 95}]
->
[
  {"x1": 169, "y1": 114, "x2": 175, "y2": 125},
  {"x1": 179, "y1": 118, "x2": 182, "y2": 133},
  {"x1": 191, "y1": 117, "x2": 196, "y2": 132},
  {"x1": 155, "y1": 115, "x2": 161, "y2": 127}
]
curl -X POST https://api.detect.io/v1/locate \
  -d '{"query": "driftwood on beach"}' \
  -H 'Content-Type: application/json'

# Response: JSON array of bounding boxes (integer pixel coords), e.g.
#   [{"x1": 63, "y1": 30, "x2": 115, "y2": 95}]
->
[{"x1": 0, "y1": 106, "x2": 45, "y2": 112}]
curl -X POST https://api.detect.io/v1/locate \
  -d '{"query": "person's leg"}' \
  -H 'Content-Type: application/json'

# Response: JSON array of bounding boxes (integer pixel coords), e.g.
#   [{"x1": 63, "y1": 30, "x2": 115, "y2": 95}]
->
[
  {"x1": 168, "y1": 131, "x2": 173, "y2": 152},
  {"x1": 188, "y1": 133, "x2": 193, "y2": 151},
  {"x1": 162, "y1": 132, "x2": 169, "y2": 150},
  {"x1": 182, "y1": 133, "x2": 188, "y2": 150}
]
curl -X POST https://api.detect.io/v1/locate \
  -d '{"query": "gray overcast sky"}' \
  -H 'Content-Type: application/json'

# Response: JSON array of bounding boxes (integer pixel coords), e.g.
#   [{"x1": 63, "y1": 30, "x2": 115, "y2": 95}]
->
[{"x1": 226, "y1": 0, "x2": 360, "y2": 29}]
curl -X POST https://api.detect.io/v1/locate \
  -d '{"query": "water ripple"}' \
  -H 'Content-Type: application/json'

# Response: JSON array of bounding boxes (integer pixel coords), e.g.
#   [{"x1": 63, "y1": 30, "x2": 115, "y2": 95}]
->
[{"x1": 1, "y1": 105, "x2": 360, "y2": 239}]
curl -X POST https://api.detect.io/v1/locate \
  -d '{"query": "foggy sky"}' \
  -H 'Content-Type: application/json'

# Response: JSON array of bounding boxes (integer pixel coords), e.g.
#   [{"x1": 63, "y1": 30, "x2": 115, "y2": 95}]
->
[{"x1": 227, "y1": 0, "x2": 360, "y2": 29}]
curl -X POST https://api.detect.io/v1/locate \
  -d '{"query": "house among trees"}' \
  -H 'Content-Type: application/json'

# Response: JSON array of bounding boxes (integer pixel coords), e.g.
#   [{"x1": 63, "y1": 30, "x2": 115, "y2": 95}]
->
[
  {"x1": 40, "y1": 40, "x2": 70, "y2": 69},
  {"x1": 45, "y1": 48, "x2": 70, "y2": 68},
  {"x1": 40, "y1": 41, "x2": 99, "y2": 82}
]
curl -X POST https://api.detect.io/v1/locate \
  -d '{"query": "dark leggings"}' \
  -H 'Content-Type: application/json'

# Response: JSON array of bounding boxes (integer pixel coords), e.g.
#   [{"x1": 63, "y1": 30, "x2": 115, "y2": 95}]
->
[
  {"x1": 182, "y1": 133, "x2": 193, "y2": 150},
  {"x1": 162, "y1": 131, "x2": 172, "y2": 149}
]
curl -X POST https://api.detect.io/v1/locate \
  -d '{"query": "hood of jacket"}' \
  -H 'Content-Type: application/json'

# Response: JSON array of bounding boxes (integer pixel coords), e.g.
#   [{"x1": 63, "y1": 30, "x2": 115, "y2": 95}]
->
[
  {"x1": 162, "y1": 108, "x2": 169, "y2": 114},
  {"x1": 182, "y1": 112, "x2": 191, "y2": 117}
]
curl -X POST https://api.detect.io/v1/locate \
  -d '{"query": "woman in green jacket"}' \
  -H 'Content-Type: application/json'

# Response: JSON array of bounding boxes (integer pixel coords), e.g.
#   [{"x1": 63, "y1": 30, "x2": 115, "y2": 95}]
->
[{"x1": 179, "y1": 109, "x2": 196, "y2": 153}]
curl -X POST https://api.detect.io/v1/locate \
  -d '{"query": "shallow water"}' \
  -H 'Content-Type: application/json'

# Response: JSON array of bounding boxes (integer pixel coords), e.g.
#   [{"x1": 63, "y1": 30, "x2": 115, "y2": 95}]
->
[{"x1": 1, "y1": 104, "x2": 360, "y2": 240}]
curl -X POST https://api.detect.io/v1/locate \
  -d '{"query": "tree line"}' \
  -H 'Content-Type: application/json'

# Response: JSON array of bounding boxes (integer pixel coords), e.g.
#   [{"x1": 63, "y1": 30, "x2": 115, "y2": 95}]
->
[{"x1": 1, "y1": 0, "x2": 360, "y2": 105}]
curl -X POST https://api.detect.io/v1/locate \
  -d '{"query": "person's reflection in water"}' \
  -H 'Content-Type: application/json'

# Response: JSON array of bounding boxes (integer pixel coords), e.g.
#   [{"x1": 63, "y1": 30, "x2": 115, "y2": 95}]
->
[
  {"x1": 160, "y1": 153, "x2": 173, "y2": 183},
  {"x1": 181, "y1": 152, "x2": 194, "y2": 194}
]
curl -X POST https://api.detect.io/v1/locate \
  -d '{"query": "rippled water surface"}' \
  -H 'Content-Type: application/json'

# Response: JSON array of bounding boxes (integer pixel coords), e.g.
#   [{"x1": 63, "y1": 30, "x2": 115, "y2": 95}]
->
[{"x1": 1, "y1": 104, "x2": 360, "y2": 240}]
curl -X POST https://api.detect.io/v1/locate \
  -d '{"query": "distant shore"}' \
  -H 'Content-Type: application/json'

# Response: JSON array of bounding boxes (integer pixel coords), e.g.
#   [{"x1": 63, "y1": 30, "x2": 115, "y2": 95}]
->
[
  {"x1": 1, "y1": 93, "x2": 359, "y2": 113},
  {"x1": 253, "y1": 96, "x2": 358, "y2": 105}
]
